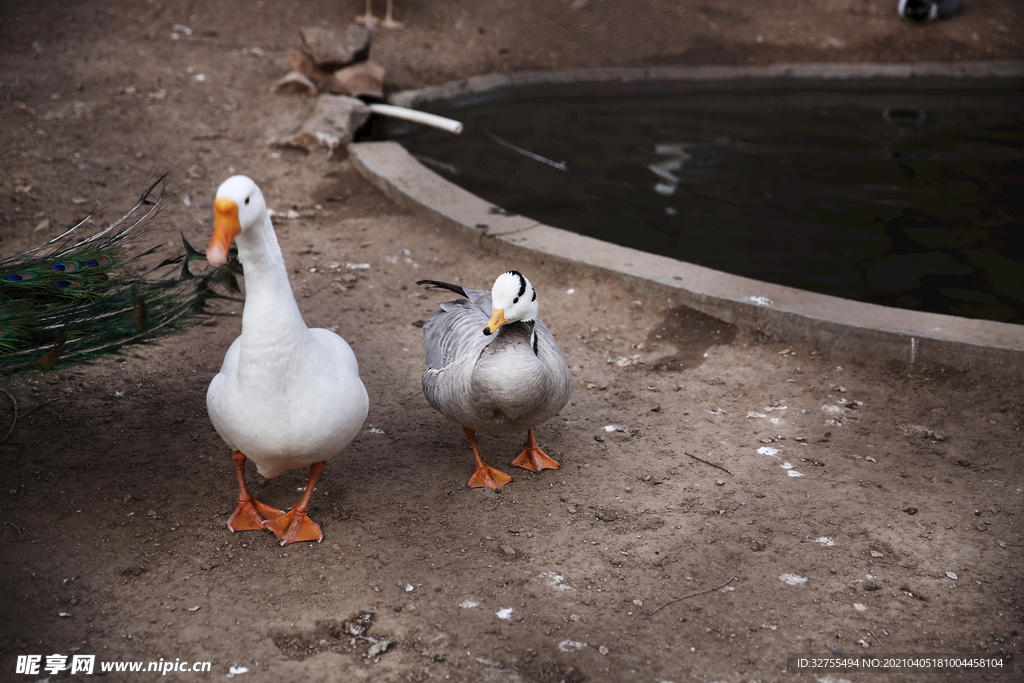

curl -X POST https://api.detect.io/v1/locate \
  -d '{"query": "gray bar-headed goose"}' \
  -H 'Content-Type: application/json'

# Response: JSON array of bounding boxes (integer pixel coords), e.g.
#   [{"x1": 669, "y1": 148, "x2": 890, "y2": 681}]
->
[{"x1": 418, "y1": 271, "x2": 572, "y2": 490}]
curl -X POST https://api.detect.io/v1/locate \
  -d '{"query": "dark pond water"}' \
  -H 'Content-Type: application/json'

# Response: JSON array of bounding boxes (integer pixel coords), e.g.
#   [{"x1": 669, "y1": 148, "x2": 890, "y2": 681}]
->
[{"x1": 386, "y1": 82, "x2": 1024, "y2": 325}]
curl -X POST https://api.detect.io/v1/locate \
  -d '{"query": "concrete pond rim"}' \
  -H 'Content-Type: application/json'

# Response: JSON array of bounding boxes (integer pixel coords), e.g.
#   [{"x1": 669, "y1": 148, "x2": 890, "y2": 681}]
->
[{"x1": 350, "y1": 62, "x2": 1024, "y2": 376}]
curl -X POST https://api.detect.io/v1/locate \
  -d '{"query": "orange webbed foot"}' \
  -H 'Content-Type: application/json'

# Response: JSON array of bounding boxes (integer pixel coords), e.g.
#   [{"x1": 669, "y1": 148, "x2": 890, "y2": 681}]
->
[
  {"x1": 468, "y1": 464, "x2": 513, "y2": 490},
  {"x1": 463, "y1": 426, "x2": 512, "y2": 490},
  {"x1": 512, "y1": 447, "x2": 560, "y2": 472},
  {"x1": 228, "y1": 499, "x2": 285, "y2": 532},
  {"x1": 511, "y1": 429, "x2": 560, "y2": 472},
  {"x1": 264, "y1": 508, "x2": 324, "y2": 545}
]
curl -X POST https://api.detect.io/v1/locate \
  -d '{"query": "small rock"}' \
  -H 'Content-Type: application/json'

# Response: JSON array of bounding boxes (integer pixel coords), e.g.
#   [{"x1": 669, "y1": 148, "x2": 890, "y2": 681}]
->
[
  {"x1": 273, "y1": 95, "x2": 370, "y2": 152},
  {"x1": 897, "y1": 424, "x2": 949, "y2": 441},
  {"x1": 300, "y1": 24, "x2": 371, "y2": 69},
  {"x1": 715, "y1": 479, "x2": 725, "y2": 486},
  {"x1": 598, "y1": 645, "x2": 609, "y2": 655},
  {"x1": 146, "y1": 510, "x2": 159, "y2": 519},
  {"x1": 501, "y1": 545, "x2": 516, "y2": 557},
  {"x1": 270, "y1": 71, "x2": 318, "y2": 96},
  {"x1": 869, "y1": 550, "x2": 884, "y2": 558},
  {"x1": 945, "y1": 571, "x2": 958, "y2": 580},
  {"x1": 330, "y1": 60, "x2": 385, "y2": 98},
  {"x1": 903, "y1": 507, "x2": 918, "y2": 515},
  {"x1": 367, "y1": 640, "x2": 391, "y2": 658},
  {"x1": 632, "y1": 599, "x2": 643, "y2": 607},
  {"x1": 288, "y1": 48, "x2": 336, "y2": 86},
  {"x1": 421, "y1": 648, "x2": 446, "y2": 662}
]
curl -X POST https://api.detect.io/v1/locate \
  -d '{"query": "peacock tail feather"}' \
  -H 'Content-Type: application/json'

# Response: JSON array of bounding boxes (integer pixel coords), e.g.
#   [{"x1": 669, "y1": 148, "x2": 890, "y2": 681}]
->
[{"x1": 0, "y1": 173, "x2": 239, "y2": 376}]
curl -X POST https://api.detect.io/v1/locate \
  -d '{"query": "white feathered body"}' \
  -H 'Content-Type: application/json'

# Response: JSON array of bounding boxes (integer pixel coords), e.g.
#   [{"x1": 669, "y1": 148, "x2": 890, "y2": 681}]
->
[
  {"x1": 422, "y1": 288, "x2": 571, "y2": 434},
  {"x1": 208, "y1": 326, "x2": 367, "y2": 478},
  {"x1": 207, "y1": 186, "x2": 368, "y2": 479}
]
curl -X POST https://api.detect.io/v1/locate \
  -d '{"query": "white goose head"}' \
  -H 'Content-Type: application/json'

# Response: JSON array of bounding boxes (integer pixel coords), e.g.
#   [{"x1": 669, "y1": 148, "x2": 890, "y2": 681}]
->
[
  {"x1": 207, "y1": 175, "x2": 268, "y2": 267},
  {"x1": 483, "y1": 270, "x2": 539, "y2": 336}
]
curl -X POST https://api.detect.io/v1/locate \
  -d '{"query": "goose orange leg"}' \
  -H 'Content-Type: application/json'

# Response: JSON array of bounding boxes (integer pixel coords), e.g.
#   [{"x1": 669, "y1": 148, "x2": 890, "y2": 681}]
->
[
  {"x1": 227, "y1": 450, "x2": 285, "y2": 532},
  {"x1": 264, "y1": 461, "x2": 327, "y2": 545},
  {"x1": 511, "y1": 428, "x2": 560, "y2": 472},
  {"x1": 464, "y1": 427, "x2": 512, "y2": 490}
]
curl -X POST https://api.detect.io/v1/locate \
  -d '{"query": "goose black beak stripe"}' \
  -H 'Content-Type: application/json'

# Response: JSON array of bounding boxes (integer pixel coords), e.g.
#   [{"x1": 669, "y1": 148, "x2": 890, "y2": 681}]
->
[{"x1": 483, "y1": 308, "x2": 506, "y2": 336}]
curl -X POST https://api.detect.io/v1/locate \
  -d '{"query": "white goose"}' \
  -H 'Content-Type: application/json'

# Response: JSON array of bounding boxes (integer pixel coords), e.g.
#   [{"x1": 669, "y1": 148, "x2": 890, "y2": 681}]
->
[
  {"x1": 206, "y1": 175, "x2": 368, "y2": 545},
  {"x1": 419, "y1": 271, "x2": 572, "y2": 490}
]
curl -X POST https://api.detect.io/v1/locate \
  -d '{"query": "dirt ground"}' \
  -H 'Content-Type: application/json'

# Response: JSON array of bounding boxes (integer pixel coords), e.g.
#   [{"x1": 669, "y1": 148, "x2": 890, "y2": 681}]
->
[{"x1": 2, "y1": 1, "x2": 1023, "y2": 682}]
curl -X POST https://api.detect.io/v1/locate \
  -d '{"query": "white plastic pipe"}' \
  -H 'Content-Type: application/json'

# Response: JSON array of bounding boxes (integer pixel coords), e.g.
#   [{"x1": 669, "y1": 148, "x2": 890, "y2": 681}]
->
[{"x1": 368, "y1": 103, "x2": 463, "y2": 135}]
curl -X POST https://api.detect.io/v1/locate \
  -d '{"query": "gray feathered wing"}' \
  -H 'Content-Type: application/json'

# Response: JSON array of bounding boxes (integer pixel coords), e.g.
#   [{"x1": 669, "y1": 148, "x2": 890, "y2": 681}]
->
[
  {"x1": 421, "y1": 287, "x2": 571, "y2": 433},
  {"x1": 422, "y1": 288, "x2": 490, "y2": 375}
]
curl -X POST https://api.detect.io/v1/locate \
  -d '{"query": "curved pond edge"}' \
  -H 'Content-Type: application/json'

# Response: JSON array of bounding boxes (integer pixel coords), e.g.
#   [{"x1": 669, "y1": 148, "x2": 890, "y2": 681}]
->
[
  {"x1": 351, "y1": 63, "x2": 1024, "y2": 377},
  {"x1": 389, "y1": 61, "x2": 1024, "y2": 107}
]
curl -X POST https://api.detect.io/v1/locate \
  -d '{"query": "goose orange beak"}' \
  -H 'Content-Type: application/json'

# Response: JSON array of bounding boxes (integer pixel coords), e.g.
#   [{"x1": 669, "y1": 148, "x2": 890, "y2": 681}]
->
[
  {"x1": 208, "y1": 198, "x2": 241, "y2": 267},
  {"x1": 483, "y1": 308, "x2": 506, "y2": 336}
]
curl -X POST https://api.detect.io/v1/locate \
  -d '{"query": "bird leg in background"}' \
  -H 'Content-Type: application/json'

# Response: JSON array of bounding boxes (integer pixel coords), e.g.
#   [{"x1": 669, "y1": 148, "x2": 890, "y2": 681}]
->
[
  {"x1": 355, "y1": 0, "x2": 377, "y2": 25},
  {"x1": 381, "y1": 0, "x2": 403, "y2": 29},
  {"x1": 264, "y1": 461, "x2": 327, "y2": 545},
  {"x1": 227, "y1": 450, "x2": 285, "y2": 532},
  {"x1": 355, "y1": 0, "x2": 403, "y2": 29},
  {"x1": 464, "y1": 426, "x2": 512, "y2": 490},
  {"x1": 511, "y1": 428, "x2": 560, "y2": 472}
]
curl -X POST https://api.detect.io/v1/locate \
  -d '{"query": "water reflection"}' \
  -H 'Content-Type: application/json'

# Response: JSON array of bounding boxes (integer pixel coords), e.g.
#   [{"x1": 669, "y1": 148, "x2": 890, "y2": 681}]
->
[
  {"x1": 393, "y1": 85, "x2": 1024, "y2": 324},
  {"x1": 648, "y1": 140, "x2": 732, "y2": 196}
]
